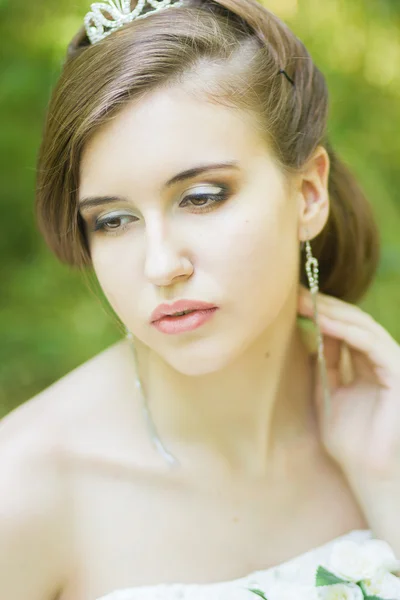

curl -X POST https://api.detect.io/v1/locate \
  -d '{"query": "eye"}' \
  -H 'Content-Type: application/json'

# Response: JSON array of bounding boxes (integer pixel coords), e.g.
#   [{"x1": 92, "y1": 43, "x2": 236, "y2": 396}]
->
[
  {"x1": 93, "y1": 214, "x2": 137, "y2": 236},
  {"x1": 179, "y1": 184, "x2": 230, "y2": 212}
]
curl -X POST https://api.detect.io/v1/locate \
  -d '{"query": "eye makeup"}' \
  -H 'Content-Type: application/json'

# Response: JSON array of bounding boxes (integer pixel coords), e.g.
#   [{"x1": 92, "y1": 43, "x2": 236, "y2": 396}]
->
[{"x1": 88, "y1": 183, "x2": 233, "y2": 237}]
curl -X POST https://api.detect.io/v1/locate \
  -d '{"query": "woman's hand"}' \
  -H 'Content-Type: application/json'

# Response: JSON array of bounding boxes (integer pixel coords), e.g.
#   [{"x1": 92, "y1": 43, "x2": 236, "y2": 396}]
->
[
  {"x1": 297, "y1": 285, "x2": 400, "y2": 552},
  {"x1": 298, "y1": 284, "x2": 400, "y2": 476}
]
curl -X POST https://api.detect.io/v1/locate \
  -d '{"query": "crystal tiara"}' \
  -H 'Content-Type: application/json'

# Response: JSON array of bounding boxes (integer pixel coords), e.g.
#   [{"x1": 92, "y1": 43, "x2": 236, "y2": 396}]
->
[{"x1": 84, "y1": 0, "x2": 187, "y2": 45}]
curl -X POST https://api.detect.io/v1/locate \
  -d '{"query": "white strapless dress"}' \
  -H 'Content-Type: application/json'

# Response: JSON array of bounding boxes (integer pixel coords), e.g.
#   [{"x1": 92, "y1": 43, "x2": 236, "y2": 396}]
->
[{"x1": 96, "y1": 529, "x2": 373, "y2": 600}]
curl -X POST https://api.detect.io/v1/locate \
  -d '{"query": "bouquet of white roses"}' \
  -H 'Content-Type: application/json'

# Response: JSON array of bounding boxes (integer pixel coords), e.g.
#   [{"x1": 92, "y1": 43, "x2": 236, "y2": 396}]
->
[{"x1": 248, "y1": 539, "x2": 400, "y2": 600}]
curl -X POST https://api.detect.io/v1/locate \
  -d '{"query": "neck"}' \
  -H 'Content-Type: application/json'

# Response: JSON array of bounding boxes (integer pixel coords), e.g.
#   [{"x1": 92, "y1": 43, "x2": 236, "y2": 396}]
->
[{"x1": 132, "y1": 306, "x2": 317, "y2": 477}]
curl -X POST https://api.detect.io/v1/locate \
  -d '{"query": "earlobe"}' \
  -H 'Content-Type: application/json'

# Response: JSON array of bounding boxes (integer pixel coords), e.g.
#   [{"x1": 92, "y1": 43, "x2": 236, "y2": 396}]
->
[
  {"x1": 298, "y1": 198, "x2": 330, "y2": 243},
  {"x1": 297, "y1": 191, "x2": 329, "y2": 243}
]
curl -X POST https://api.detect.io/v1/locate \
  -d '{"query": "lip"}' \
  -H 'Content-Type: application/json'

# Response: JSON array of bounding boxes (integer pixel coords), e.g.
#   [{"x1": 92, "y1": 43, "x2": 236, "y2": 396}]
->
[{"x1": 150, "y1": 300, "x2": 218, "y2": 323}]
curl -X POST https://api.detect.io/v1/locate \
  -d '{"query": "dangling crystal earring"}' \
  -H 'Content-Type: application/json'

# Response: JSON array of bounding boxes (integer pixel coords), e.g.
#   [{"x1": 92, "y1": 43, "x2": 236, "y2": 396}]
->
[
  {"x1": 125, "y1": 329, "x2": 181, "y2": 468},
  {"x1": 304, "y1": 233, "x2": 332, "y2": 420}
]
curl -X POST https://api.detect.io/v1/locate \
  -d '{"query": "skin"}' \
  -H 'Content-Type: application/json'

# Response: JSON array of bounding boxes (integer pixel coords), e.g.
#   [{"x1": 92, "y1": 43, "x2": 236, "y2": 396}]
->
[{"x1": 0, "y1": 83, "x2": 368, "y2": 600}]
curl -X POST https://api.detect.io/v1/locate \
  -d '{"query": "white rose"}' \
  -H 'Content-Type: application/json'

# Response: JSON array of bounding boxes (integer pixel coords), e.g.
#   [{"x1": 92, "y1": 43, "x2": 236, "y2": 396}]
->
[
  {"x1": 363, "y1": 540, "x2": 400, "y2": 573},
  {"x1": 361, "y1": 572, "x2": 400, "y2": 600},
  {"x1": 328, "y1": 539, "x2": 400, "y2": 582},
  {"x1": 266, "y1": 581, "x2": 319, "y2": 600},
  {"x1": 317, "y1": 583, "x2": 364, "y2": 600}
]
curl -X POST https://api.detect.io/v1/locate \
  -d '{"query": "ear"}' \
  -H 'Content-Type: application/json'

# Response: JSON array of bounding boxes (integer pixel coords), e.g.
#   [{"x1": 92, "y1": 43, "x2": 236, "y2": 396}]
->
[{"x1": 297, "y1": 145, "x2": 330, "y2": 242}]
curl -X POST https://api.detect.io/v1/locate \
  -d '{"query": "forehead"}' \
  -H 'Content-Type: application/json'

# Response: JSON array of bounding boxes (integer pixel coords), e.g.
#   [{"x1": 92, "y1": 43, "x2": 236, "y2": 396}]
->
[{"x1": 79, "y1": 85, "x2": 273, "y2": 193}]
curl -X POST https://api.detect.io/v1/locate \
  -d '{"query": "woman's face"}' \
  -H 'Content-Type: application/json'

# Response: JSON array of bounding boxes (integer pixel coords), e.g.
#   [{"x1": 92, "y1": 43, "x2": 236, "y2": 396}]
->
[{"x1": 79, "y1": 85, "x2": 302, "y2": 375}]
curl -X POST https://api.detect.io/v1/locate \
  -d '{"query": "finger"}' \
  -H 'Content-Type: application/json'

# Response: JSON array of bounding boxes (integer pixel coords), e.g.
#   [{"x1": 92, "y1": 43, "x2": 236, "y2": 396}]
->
[
  {"x1": 322, "y1": 339, "x2": 363, "y2": 388},
  {"x1": 315, "y1": 313, "x2": 400, "y2": 376},
  {"x1": 300, "y1": 324, "x2": 359, "y2": 386},
  {"x1": 322, "y1": 342, "x2": 377, "y2": 386},
  {"x1": 351, "y1": 350, "x2": 381, "y2": 385},
  {"x1": 299, "y1": 289, "x2": 397, "y2": 348}
]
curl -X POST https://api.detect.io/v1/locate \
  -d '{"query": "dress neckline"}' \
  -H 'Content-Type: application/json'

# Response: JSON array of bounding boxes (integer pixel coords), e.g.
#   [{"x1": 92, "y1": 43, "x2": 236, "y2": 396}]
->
[{"x1": 96, "y1": 529, "x2": 373, "y2": 600}]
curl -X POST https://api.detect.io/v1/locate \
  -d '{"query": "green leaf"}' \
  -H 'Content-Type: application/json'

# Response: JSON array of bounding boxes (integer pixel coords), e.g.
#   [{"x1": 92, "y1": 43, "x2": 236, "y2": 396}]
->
[
  {"x1": 359, "y1": 580, "x2": 393, "y2": 599},
  {"x1": 248, "y1": 587, "x2": 269, "y2": 600},
  {"x1": 315, "y1": 566, "x2": 350, "y2": 587}
]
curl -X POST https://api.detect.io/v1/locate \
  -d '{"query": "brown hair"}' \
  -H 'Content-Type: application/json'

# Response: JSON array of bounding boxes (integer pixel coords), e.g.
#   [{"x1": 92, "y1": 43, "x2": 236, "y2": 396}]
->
[{"x1": 35, "y1": 0, "x2": 380, "y2": 303}]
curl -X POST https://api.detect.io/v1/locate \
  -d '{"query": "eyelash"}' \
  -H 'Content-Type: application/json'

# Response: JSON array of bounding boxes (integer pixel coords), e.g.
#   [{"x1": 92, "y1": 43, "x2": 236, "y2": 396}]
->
[{"x1": 92, "y1": 187, "x2": 231, "y2": 237}]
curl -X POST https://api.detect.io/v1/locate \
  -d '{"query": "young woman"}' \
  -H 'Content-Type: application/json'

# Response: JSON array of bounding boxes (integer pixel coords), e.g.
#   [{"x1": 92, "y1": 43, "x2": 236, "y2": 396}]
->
[{"x1": 1, "y1": 0, "x2": 399, "y2": 599}]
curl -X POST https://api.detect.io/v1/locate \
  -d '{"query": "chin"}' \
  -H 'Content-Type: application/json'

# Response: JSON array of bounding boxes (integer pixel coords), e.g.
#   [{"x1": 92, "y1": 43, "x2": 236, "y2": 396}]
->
[{"x1": 159, "y1": 336, "x2": 246, "y2": 377}]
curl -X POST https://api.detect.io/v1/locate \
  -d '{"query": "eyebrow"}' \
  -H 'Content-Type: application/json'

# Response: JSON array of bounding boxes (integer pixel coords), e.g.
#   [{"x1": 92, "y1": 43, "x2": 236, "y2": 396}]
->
[{"x1": 78, "y1": 161, "x2": 240, "y2": 213}]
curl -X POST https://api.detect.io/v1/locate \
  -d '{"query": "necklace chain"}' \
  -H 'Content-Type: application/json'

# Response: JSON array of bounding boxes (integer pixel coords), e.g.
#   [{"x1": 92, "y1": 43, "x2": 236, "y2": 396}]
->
[{"x1": 126, "y1": 331, "x2": 181, "y2": 467}]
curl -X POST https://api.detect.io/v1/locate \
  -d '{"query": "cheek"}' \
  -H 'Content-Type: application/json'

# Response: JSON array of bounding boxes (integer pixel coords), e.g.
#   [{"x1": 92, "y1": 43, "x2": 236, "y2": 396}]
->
[
  {"x1": 91, "y1": 240, "x2": 138, "y2": 316},
  {"x1": 213, "y1": 206, "x2": 299, "y2": 323},
  {"x1": 212, "y1": 206, "x2": 298, "y2": 285}
]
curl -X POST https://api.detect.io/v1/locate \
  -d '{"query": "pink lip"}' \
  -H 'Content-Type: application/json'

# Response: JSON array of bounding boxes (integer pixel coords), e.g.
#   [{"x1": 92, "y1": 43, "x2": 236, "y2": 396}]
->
[
  {"x1": 152, "y1": 308, "x2": 218, "y2": 335},
  {"x1": 150, "y1": 300, "x2": 218, "y2": 323}
]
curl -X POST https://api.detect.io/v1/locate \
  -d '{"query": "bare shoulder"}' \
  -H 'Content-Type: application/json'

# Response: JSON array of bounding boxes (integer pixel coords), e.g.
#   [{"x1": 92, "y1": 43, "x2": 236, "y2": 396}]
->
[
  {"x1": 0, "y1": 411, "x2": 70, "y2": 598},
  {"x1": 0, "y1": 337, "x2": 140, "y2": 496},
  {"x1": 0, "y1": 350, "x2": 98, "y2": 600},
  {"x1": 1, "y1": 336, "x2": 150, "y2": 477},
  {"x1": 0, "y1": 340, "x2": 148, "y2": 598},
  {"x1": 2, "y1": 337, "x2": 133, "y2": 446}
]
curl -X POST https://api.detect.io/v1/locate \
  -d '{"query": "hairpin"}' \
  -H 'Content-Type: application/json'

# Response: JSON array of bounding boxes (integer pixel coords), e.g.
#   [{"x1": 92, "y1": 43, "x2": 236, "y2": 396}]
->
[{"x1": 278, "y1": 69, "x2": 295, "y2": 87}]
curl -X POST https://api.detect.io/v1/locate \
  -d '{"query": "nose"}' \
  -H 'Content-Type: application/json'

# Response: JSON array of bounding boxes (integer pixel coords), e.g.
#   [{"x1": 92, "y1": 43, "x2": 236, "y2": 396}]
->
[{"x1": 144, "y1": 222, "x2": 193, "y2": 287}]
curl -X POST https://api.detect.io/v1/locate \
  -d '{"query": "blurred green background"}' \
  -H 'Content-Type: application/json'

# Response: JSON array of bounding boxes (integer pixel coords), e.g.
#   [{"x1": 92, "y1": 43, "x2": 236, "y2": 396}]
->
[{"x1": 1, "y1": 0, "x2": 399, "y2": 418}]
